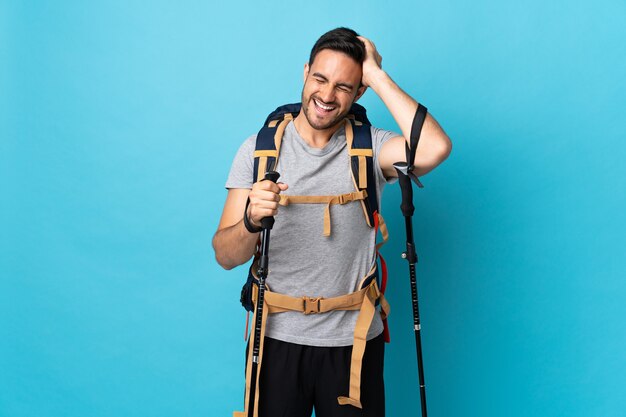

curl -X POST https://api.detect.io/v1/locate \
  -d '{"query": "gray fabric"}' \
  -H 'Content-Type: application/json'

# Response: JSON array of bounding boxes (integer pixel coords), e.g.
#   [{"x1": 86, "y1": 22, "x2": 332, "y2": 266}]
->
[{"x1": 226, "y1": 121, "x2": 398, "y2": 347}]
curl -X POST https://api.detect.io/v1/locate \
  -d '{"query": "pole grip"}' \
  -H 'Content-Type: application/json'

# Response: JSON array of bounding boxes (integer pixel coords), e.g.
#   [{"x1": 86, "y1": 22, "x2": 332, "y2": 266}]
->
[
  {"x1": 395, "y1": 166, "x2": 415, "y2": 218},
  {"x1": 260, "y1": 171, "x2": 280, "y2": 230}
]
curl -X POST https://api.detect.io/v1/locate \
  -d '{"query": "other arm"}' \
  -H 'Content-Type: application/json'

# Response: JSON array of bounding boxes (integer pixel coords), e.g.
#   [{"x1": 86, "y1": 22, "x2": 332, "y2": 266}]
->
[
  {"x1": 358, "y1": 36, "x2": 452, "y2": 178},
  {"x1": 212, "y1": 181, "x2": 287, "y2": 270}
]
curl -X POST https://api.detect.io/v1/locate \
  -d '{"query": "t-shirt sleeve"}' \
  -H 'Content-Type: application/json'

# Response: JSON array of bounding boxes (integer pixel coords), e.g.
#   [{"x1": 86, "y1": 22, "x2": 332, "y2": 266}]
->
[
  {"x1": 225, "y1": 134, "x2": 256, "y2": 189},
  {"x1": 371, "y1": 126, "x2": 400, "y2": 186}
]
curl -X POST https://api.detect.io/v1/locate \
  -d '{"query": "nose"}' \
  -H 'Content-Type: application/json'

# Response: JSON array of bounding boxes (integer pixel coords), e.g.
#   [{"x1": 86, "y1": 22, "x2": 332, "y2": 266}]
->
[{"x1": 318, "y1": 83, "x2": 335, "y2": 103}]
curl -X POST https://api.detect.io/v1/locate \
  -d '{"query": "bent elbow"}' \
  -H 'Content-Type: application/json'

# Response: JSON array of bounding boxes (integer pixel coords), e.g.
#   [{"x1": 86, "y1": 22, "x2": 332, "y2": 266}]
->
[
  {"x1": 212, "y1": 235, "x2": 234, "y2": 270},
  {"x1": 215, "y1": 254, "x2": 235, "y2": 270},
  {"x1": 440, "y1": 134, "x2": 452, "y2": 161}
]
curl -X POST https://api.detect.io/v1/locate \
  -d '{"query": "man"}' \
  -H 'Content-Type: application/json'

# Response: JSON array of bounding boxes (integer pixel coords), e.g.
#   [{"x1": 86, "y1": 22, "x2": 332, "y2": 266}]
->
[{"x1": 213, "y1": 28, "x2": 451, "y2": 417}]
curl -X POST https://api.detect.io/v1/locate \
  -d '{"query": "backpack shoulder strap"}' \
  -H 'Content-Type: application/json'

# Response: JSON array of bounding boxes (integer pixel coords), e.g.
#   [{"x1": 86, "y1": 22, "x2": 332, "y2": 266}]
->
[
  {"x1": 345, "y1": 103, "x2": 378, "y2": 228},
  {"x1": 253, "y1": 103, "x2": 300, "y2": 182}
]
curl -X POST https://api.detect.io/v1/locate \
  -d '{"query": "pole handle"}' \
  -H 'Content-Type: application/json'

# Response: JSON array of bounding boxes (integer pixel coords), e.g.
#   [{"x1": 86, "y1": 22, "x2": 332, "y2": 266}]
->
[
  {"x1": 394, "y1": 163, "x2": 415, "y2": 217},
  {"x1": 260, "y1": 171, "x2": 280, "y2": 230}
]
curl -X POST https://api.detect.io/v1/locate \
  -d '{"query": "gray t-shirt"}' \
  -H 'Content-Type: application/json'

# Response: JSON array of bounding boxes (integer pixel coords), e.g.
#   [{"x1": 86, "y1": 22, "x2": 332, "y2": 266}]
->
[{"x1": 226, "y1": 121, "x2": 398, "y2": 346}]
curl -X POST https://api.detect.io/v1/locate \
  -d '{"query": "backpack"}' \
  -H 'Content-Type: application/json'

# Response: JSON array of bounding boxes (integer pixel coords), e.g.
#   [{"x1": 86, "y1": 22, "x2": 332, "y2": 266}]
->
[
  {"x1": 234, "y1": 103, "x2": 391, "y2": 416},
  {"x1": 240, "y1": 102, "x2": 388, "y2": 323}
]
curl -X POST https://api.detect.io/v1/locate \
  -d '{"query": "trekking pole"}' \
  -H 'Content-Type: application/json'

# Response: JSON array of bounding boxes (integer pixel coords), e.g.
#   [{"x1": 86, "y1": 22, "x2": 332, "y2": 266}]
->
[
  {"x1": 247, "y1": 170, "x2": 280, "y2": 417},
  {"x1": 393, "y1": 104, "x2": 428, "y2": 417}
]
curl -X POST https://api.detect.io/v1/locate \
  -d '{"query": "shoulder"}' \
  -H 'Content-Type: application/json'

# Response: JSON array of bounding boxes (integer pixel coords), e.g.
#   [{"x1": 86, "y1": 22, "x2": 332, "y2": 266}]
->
[
  {"x1": 369, "y1": 125, "x2": 401, "y2": 153},
  {"x1": 233, "y1": 134, "x2": 257, "y2": 158}
]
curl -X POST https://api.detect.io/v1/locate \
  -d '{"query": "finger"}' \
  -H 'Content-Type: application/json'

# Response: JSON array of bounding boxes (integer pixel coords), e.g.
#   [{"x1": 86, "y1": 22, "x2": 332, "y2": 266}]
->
[
  {"x1": 255, "y1": 189, "x2": 281, "y2": 202},
  {"x1": 254, "y1": 180, "x2": 281, "y2": 194},
  {"x1": 250, "y1": 207, "x2": 279, "y2": 223},
  {"x1": 248, "y1": 191, "x2": 277, "y2": 207},
  {"x1": 278, "y1": 182, "x2": 289, "y2": 191}
]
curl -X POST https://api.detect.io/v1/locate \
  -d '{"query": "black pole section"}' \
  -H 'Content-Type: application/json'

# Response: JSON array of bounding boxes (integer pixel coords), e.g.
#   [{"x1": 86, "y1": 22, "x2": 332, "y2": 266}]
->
[
  {"x1": 395, "y1": 162, "x2": 428, "y2": 417},
  {"x1": 393, "y1": 103, "x2": 429, "y2": 417},
  {"x1": 247, "y1": 170, "x2": 280, "y2": 417}
]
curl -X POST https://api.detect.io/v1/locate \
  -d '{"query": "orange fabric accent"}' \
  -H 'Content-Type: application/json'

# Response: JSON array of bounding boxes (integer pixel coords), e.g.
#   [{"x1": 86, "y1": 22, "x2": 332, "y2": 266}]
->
[
  {"x1": 374, "y1": 211, "x2": 390, "y2": 343},
  {"x1": 279, "y1": 191, "x2": 367, "y2": 236},
  {"x1": 375, "y1": 213, "x2": 389, "y2": 250}
]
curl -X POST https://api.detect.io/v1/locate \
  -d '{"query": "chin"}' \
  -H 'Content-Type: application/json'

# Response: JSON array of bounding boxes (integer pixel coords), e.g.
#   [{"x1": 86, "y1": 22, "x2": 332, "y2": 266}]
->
[{"x1": 304, "y1": 102, "x2": 346, "y2": 131}]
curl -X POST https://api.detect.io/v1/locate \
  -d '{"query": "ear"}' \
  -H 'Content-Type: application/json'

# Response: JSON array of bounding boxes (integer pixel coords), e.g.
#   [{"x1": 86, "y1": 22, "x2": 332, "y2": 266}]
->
[
  {"x1": 303, "y1": 63, "x2": 309, "y2": 82},
  {"x1": 353, "y1": 85, "x2": 367, "y2": 102}
]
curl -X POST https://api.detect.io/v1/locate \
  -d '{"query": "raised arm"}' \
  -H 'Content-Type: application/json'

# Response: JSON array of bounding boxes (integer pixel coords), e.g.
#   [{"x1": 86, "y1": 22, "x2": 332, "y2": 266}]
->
[{"x1": 358, "y1": 36, "x2": 452, "y2": 178}]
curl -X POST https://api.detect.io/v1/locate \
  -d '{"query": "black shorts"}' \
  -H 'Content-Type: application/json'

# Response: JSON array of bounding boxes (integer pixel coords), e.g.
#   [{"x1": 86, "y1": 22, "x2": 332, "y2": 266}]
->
[{"x1": 249, "y1": 334, "x2": 385, "y2": 417}]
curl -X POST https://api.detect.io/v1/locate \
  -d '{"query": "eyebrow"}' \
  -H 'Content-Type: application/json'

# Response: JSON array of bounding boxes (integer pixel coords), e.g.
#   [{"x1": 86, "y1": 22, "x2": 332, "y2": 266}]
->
[{"x1": 311, "y1": 72, "x2": 355, "y2": 90}]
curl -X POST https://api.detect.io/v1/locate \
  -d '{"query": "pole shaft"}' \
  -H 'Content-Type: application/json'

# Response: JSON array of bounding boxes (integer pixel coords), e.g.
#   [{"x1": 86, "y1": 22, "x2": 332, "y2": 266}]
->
[
  {"x1": 246, "y1": 171, "x2": 280, "y2": 417},
  {"x1": 398, "y1": 171, "x2": 428, "y2": 417},
  {"x1": 409, "y1": 261, "x2": 427, "y2": 417}
]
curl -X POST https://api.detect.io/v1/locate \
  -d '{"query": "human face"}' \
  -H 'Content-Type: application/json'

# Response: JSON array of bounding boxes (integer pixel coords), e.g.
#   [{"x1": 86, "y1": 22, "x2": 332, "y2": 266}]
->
[{"x1": 301, "y1": 49, "x2": 365, "y2": 131}]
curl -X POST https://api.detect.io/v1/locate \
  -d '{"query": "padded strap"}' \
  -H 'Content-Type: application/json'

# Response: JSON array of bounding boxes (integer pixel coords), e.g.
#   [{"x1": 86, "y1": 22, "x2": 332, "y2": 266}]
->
[
  {"x1": 253, "y1": 113, "x2": 292, "y2": 182},
  {"x1": 344, "y1": 119, "x2": 378, "y2": 228},
  {"x1": 253, "y1": 113, "x2": 293, "y2": 182}
]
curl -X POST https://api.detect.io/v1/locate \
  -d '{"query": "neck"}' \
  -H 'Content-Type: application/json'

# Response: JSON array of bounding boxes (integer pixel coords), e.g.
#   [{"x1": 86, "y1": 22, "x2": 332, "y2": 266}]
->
[{"x1": 293, "y1": 111, "x2": 343, "y2": 148}]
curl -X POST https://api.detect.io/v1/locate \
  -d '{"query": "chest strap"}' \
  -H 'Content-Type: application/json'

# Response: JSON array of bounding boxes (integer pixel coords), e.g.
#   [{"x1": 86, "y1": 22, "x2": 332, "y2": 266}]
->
[
  {"x1": 279, "y1": 190, "x2": 367, "y2": 236},
  {"x1": 234, "y1": 270, "x2": 390, "y2": 417}
]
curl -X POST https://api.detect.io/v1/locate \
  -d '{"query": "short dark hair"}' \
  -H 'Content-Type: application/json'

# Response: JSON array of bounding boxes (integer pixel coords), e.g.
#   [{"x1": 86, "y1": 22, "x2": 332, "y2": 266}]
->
[{"x1": 308, "y1": 27, "x2": 365, "y2": 66}]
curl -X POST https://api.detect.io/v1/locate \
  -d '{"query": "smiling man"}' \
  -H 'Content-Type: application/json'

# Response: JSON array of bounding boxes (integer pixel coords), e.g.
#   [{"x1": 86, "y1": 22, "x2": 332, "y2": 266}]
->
[{"x1": 213, "y1": 28, "x2": 451, "y2": 417}]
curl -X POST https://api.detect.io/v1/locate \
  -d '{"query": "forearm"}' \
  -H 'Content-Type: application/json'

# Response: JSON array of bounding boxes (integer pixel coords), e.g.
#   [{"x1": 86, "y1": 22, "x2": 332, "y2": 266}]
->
[
  {"x1": 368, "y1": 69, "x2": 418, "y2": 141},
  {"x1": 212, "y1": 220, "x2": 259, "y2": 270},
  {"x1": 368, "y1": 70, "x2": 452, "y2": 170}
]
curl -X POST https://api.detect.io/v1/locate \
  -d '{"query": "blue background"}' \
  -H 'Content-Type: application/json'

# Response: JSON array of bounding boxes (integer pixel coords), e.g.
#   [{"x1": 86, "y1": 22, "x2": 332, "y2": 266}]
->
[{"x1": 2, "y1": 1, "x2": 625, "y2": 416}]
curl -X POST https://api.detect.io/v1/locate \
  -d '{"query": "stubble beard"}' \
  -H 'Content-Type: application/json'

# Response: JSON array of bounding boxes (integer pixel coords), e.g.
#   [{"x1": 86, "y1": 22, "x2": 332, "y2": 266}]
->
[{"x1": 301, "y1": 92, "x2": 350, "y2": 131}]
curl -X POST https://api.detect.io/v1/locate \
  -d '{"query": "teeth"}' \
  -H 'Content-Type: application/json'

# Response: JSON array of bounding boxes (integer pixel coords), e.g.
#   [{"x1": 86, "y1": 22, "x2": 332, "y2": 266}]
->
[{"x1": 314, "y1": 99, "x2": 335, "y2": 111}]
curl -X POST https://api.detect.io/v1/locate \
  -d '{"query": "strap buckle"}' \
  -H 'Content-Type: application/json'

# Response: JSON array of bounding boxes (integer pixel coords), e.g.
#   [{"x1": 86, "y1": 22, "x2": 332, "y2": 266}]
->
[{"x1": 303, "y1": 297, "x2": 322, "y2": 314}]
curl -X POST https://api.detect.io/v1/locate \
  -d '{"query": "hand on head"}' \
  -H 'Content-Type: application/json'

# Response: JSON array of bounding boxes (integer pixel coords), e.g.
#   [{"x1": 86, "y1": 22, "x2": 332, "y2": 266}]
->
[{"x1": 358, "y1": 36, "x2": 383, "y2": 88}]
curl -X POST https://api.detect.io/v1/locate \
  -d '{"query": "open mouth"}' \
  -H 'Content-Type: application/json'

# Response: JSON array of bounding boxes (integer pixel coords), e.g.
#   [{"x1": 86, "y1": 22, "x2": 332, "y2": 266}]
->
[{"x1": 313, "y1": 98, "x2": 337, "y2": 114}]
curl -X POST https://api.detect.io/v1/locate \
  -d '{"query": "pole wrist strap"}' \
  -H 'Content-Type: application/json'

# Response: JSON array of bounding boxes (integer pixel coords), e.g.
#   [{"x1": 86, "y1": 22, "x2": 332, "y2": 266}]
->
[
  {"x1": 243, "y1": 198, "x2": 262, "y2": 233},
  {"x1": 405, "y1": 104, "x2": 428, "y2": 170}
]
